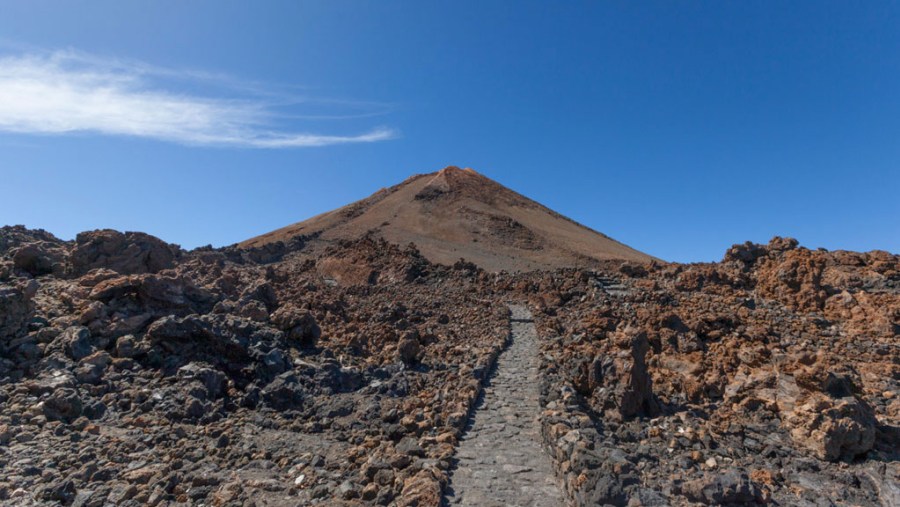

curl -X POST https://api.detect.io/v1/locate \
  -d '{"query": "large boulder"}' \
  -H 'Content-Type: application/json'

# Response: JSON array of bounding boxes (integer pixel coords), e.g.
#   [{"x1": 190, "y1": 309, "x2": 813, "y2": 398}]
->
[
  {"x1": 10, "y1": 241, "x2": 67, "y2": 276},
  {"x1": 755, "y1": 238, "x2": 829, "y2": 312},
  {"x1": 776, "y1": 363, "x2": 876, "y2": 461},
  {"x1": 145, "y1": 313, "x2": 286, "y2": 373},
  {"x1": 177, "y1": 362, "x2": 228, "y2": 399},
  {"x1": 42, "y1": 388, "x2": 84, "y2": 422},
  {"x1": 270, "y1": 304, "x2": 320, "y2": 346},
  {"x1": 62, "y1": 326, "x2": 94, "y2": 360},
  {"x1": 396, "y1": 331, "x2": 422, "y2": 365},
  {"x1": 88, "y1": 273, "x2": 215, "y2": 314},
  {"x1": 70, "y1": 229, "x2": 179, "y2": 276},
  {"x1": 586, "y1": 326, "x2": 658, "y2": 419},
  {"x1": 261, "y1": 372, "x2": 307, "y2": 411},
  {"x1": 0, "y1": 226, "x2": 63, "y2": 256},
  {"x1": 0, "y1": 280, "x2": 37, "y2": 342},
  {"x1": 723, "y1": 241, "x2": 767, "y2": 265},
  {"x1": 397, "y1": 468, "x2": 442, "y2": 507}
]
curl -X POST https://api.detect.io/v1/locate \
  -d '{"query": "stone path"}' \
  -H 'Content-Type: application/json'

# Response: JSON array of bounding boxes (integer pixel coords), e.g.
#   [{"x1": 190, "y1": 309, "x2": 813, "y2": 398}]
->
[{"x1": 443, "y1": 304, "x2": 564, "y2": 507}]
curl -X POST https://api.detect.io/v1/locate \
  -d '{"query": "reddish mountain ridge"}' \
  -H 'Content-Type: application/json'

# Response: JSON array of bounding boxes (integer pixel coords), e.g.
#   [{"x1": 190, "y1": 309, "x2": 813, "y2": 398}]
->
[{"x1": 241, "y1": 166, "x2": 654, "y2": 271}]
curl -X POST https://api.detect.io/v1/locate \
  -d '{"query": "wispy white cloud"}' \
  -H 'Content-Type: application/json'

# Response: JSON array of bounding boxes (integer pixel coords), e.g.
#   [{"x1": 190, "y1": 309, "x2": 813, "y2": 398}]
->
[{"x1": 0, "y1": 50, "x2": 397, "y2": 148}]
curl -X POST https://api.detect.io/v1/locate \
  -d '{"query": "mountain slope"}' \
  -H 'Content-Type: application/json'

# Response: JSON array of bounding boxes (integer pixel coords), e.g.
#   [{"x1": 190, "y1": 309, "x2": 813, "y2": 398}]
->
[{"x1": 240, "y1": 166, "x2": 655, "y2": 271}]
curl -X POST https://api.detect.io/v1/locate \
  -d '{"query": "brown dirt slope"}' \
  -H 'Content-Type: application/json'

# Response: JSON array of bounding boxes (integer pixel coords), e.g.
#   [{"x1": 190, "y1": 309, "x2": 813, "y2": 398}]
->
[{"x1": 240, "y1": 166, "x2": 655, "y2": 271}]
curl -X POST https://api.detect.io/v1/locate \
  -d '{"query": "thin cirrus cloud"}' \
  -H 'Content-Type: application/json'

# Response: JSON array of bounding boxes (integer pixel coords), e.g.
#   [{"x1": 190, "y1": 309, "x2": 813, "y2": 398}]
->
[{"x1": 0, "y1": 50, "x2": 397, "y2": 148}]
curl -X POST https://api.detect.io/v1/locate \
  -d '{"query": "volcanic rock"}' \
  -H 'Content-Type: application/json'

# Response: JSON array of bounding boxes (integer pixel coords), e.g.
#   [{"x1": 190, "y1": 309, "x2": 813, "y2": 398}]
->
[{"x1": 70, "y1": 229, "x2": 179, "y2": 276}]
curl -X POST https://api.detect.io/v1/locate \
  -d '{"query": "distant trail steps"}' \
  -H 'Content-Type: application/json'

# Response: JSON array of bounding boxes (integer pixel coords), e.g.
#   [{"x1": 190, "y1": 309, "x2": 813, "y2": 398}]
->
[{"x1": 443, "y1": 304, "x2": 563, "y2": 507}]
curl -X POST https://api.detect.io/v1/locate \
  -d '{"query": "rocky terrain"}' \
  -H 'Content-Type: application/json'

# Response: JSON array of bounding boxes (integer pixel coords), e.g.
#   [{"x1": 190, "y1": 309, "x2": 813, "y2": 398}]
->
[
  {"x1": 1, "y1": 173, "x2": 897, "y2": 506},
  {"x1": 1, "y1": 226, "x2": 514, "y2": 506},
  {"x1": 523, "y1": 238, "x2": 898, "y2": 506}
]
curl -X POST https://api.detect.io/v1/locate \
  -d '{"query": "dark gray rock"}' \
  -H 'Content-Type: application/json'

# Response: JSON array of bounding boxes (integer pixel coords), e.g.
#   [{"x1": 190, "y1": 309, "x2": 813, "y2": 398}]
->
[
  {"x1": 71, "y1": 489, "x2": 95, "y2": 507},
  {"x1": 63, "y1": 326, "x2": 94, "y2": 360},
  {"x1": 270, "y1": 304, "x2": 320, "y2": 346},
  {"x1": 74, "y1": 363, "x2": 104, "y2": 385},
  {"x1": 396, "y1": 331, "x2": 421, "y2": 365},
  {"x1": 43, "y1": 388, "x2": 83, "y2": 422},
  {"x1": 682, "y1": 470, "x2": 763, "y2": 505},
  {"x1": 40, "y1": 479, "x2": 77, "y2": 504},
  {"x1": 252, "y1": 346, "x2": 289, "y2": 379},
  {"x1": 114, "y1": 334, "x2": 137, "y2": 358},
  {"x1": 261, "y1": 372, "x2": 307, "y2": 411},
  {"x1": 0, "y1": 281, "x2": 36, "y2": 342},
  {"x1": 573, "y1": 469, "x2": 626, "y2": 506},
  {"x1": 397, "y1": 436, "x2": 425, "y2": 457},
  {"x1": 177, "y1": 362, "x2": 227, "y2": 399}
]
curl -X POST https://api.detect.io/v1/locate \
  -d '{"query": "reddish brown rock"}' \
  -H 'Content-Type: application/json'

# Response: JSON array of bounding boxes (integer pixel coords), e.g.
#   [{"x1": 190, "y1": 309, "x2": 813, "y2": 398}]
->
[{"x1": 71, "y1": 229, "x2": 179, "y2": 276}]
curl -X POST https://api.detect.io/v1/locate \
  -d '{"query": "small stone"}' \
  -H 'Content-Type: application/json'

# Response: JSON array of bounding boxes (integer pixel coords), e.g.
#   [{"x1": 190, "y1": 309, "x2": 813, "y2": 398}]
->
[
  {"x1": 397, "y1": 332, "x2": 421, "y2": 365},
  {"x1": 0, "y1": 424, "x2": 13, "y2": 444},
  {"x1": 63, "y1": 326, "x2": 94, "y2": 360},
  {"x1": 78, "y1": 301, "x2": 106, "y2": 324},
  {"x1": 397, "y1": 436, "x2": 425, "y2": 457},
  {"x1": 115, "y1": 335, "x2": 137, "y2": 358},
  {"x1": 261, "y1": 372, "x2": 307, "y2": 411},
  {"x1": 338, "y1": 480, "x2": 359, "y2": 499},
  {"x1": 361, "y1": 482, "x2": 379, "y2": 501},
  {"x1": 682, "y1": 470, "x2": 761, "y2": 504},
  {"x1": 71, "y1": 489, "x2": 95, "y2": 507},
  {"x1": 41, "y1": 479, "x2": 76, "y2": 504},
  {"x1": 106, "y1": 483, "x2": 138, "y2": 503},
  {"x1": 43, "y1": 389, "x2": 83, "y2": 422},
  {"x1": 374, "y1": 468, "x2": 395, "y2": 486}
]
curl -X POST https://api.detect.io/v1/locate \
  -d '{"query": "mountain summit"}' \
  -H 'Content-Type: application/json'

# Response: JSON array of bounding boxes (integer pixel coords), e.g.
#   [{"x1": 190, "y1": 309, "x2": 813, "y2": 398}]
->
[{"x1": 241, "y1": 166, "x2": 654, "y2": 271}]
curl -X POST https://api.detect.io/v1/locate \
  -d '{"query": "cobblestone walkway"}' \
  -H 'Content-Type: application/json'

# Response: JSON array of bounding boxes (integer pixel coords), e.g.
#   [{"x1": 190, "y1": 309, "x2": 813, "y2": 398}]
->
[{"x1": 443, "y1": 304, "x2": 564, "y2": 507}]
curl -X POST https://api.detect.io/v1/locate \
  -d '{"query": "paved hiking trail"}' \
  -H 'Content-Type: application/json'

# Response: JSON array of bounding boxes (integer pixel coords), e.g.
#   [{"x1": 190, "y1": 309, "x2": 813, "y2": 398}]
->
[{"x1": 443, "y1": 304, "x2": 564, "y2": 507}]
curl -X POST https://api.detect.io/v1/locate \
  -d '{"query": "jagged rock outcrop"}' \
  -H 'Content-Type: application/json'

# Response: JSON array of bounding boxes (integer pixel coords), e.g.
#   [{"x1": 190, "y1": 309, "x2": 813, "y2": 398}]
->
[
  {"x1": 71, "y1": 229, "x2": 180, "y2": 276},
  {"x1": 776, "y1": 360, "x2": 877, "y2": 461},
  {"x1": 11, "y1": 241, "x2": 68, "y2": 276},
  {"x1": 0, "y1": 280, "x2": 37, "y2": 341}
]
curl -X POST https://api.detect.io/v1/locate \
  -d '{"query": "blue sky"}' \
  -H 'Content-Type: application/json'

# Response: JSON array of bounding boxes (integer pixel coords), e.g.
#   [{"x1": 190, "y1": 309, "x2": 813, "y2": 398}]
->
[{"x1": 0, "y1": 1, "x2": 897, "y2": 262}]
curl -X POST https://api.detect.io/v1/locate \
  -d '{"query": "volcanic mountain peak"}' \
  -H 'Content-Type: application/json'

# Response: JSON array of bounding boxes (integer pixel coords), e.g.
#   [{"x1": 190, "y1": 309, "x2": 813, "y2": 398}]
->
[
  {"x1": 435, "y1": 165, "x2": 477, "y2": 177},
  {"x1": 241, "y1": 166, "x2": 655, "y2": 271},
  {"x1": 414, "y1": 166, "x2": 524, "y2": 206},
  {"x1": 428, "y1": 166, "x2": 489, "y2": 188},
  {"x1": 421, "y1": 166, "x2": 474, "y2": 192}
]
